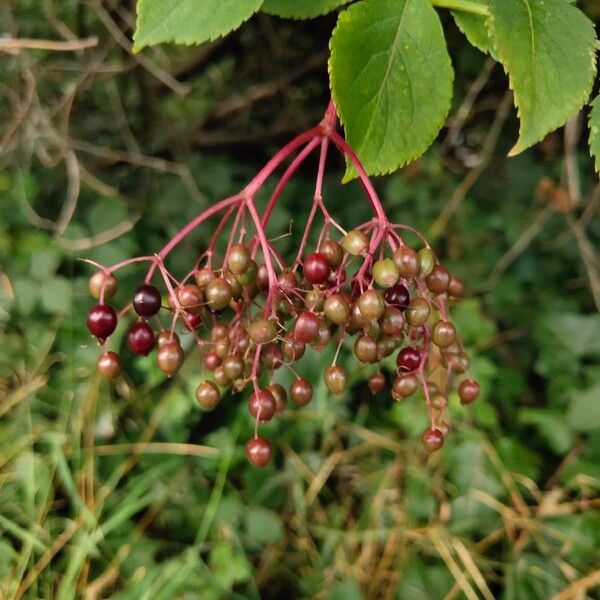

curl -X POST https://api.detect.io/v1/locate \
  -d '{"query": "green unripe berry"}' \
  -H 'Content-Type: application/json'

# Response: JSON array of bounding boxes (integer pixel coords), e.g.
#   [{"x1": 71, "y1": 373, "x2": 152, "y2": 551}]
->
[{"x1": 372, "y1": 258, "x2": 399, "y2": 288}]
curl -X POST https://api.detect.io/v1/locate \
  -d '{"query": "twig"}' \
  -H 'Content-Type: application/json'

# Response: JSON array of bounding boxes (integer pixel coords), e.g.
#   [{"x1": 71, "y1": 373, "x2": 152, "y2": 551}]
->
[
  {"x1": 0, "y1": 37, "x2": 98, "y2": 53},
  {"x1": 56, "y1": 214, "x2": 141, "y2": 251}
]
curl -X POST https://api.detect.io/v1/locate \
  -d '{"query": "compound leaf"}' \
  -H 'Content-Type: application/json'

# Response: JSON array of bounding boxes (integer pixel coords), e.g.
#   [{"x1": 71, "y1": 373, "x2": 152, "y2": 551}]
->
[
  {"x1": 488, "y1": 0, "x2": 597, "y2": 156},
  {"x1": 133, "y1": 0, "x2": 265, "y2": 50},
  {"x1": 451, "y1": 0, "x2": 493, "y2": 54},
  {"x1": 262, "y1": 0, "x2": 350, "y2": 19},
  {"x1": 329, "y1": 0, "x2": 453, "y2": 180}
]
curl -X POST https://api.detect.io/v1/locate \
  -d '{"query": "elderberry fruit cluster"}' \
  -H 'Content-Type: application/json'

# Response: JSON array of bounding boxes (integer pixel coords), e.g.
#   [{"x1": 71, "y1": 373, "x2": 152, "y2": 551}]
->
[
  {"x1": 87, "y1": 235, "x2": 479, "y2": 466},
  {"x1": 85, "y1": 104, "x2": 479, "y2": 467}
]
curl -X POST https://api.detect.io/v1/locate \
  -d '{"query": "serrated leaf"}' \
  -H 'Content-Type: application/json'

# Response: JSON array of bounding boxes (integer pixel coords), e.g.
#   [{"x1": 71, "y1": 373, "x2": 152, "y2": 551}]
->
[
  {"x1": 329, "y1": 0, "x2": 453, "y2": 180},
  {"x1": 262, "y1": 0, "x2": 350, "y2": 19},
  {"x1": 133, "y1": 0, "x2": 265, "y2": 50},
  {"x1": 589, "y1": 94, "x2": 600, "y2": 172},
  {"x1": 451, "y1": 0, "x2": 492, "y2": 54},
  {"x1": 488, "y1": 0, "x2": 597, "y2": 156}
]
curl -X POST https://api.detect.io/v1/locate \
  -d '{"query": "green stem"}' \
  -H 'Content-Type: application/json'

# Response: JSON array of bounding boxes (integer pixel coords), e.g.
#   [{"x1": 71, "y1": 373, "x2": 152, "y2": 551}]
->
[{"x1": 429, "y1": 0, "x2": 489, "y2": 16}]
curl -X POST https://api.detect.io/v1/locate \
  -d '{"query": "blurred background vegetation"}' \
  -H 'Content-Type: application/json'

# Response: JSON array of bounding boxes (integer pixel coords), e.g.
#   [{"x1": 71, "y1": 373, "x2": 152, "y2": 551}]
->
[{"x1": 1, "y1": 1, "x2": 599, "y2": 598}]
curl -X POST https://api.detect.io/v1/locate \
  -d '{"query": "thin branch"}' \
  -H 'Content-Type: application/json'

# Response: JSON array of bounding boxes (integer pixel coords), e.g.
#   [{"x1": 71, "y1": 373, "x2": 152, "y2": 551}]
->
[{"x1": 0, "y1": 37, "x2": 98, "y2": 53}]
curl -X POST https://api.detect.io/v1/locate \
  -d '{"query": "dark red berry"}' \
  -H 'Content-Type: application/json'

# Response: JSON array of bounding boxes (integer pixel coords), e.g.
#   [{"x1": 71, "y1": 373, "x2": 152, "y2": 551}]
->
[
  {"x1": 87, "y1": 304, "x2": 117, "y2": 340},
  {"x1": 133, "y1": 284, "x2": 162, "y2": 317},
  {"x1": 246, "y1": 437, "x2": 272, "y2": 467},
  {"x1": 458, "y1": 379, "x2": 480, "y2": 405},
  {"x1": 293, "y1": 311, "x2": 320, "y2": 343},
  {"x1": 126, "y1": 321, "x2": 155, "y2": 356},
  {"x1": 248, "y1": 389, "x2": 277, "y2": 422},
  {"x1": 396, "y1": 346, "x2": 421, "y2": 372},
  {"x1": 384, "y1": 284, "x2": 410, "y2": 310},
  {"x1": 422, "y1": 428, "x2": 444, "y2": 452},
  {"x1": 303, "y1": 252, "x2": 330, "y2": 285},
  {"x1": 290, "y1": 378, "x2": 313, "y2": 406}
]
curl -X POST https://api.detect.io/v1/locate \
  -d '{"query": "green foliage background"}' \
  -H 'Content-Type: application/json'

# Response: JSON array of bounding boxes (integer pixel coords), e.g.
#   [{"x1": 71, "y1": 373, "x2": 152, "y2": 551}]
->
[{"x1": 1, "y1": 1, "x2": 599, "y2": 598}]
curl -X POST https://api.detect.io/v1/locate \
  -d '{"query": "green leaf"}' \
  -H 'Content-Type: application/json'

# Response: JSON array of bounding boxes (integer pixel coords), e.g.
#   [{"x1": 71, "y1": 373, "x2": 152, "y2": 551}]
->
[
  {"x1": 133, "y1": 0, "x2": 265, "y2": 50},
  {"x1": 519, "y1": 409, "x2": 573, "y2": 454},
  {"x1": 329, "y1": 0, "x2": 453, "y2": 180},
  {"x1": 451, "y1": 0, "x2": 492, "y2": 54},
  {"x1": 589, "y1": 94, "x2": 600, "y2": 172},
  {"x1": 488, "y1": 0, "x2": 597, "y2": 156},
  {"x1": 262, "y1": 0, "x2": 350, "y2": 19},
  {"x1": 568, "y1": 384, "x2": 600, "y2": 432}
]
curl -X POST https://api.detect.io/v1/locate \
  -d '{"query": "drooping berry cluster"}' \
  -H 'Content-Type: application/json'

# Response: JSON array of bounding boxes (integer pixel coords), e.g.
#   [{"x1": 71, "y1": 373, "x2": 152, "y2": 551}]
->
[{"x1": 85, "y1": 103, "x2": 479, "y2": 467}]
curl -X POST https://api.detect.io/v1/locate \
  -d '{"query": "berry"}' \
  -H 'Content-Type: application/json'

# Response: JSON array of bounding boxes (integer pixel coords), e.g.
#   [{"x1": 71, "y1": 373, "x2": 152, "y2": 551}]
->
[
  {"x1": 293, "y1": 311, "x2": 320, "y2": 343},
  {"x1": 342, "y1": 229, "x2": 368, "y2": 255},
  {"x1": 87, "y1": 304, "x2": 118, "y2": 340},
  {"x1": 157, "y1": 342, "x2": 184, "y2": 376},
  {"x1": 236, "y1": 259, "x2": 258, "y2": 286},
  {"x1": 448, "y1": 276, "x2": 465, "y2": 298},
  {"x1": 304, "y1": 252, "x2": 330, "y2": 284},
  {"x1": 246, "y1": 437, "x2": 272, "y2": 467},
  {"x1": 97, "y1": 351, "x2": 121, "y2": 380},
  {"x1": 126, "y1": 322, "x2": 155, "y2": 356},
  {"x1": 282, "y1": 334, "x2": 306, "y2": 362},
  {"x1": 133, "y1": 284, "x2": 162, "y2": 317},
  {"x1": 266, "y1": 383, "x2": 287, "y2": 412},
  {"x1": 157, "y1": 330, "x2": 180, "y2": 348},
  {"x1": 310, "y1": 318, "x2": 331, "y2": 351},
  {"x1": 458, "y1": 379, "x2": 480, "y2": 405},
  {"x1": 392, "y1": 374, "x2": 418, "y2": 399},
  {"x1": 354, "y1": 334, "x2": 378, "y2": 363},
  {"x1": 324, "y1": 365, "x2": 348, "y2": 395},
  {"x1": 384, "y1": 284, "x2": 410, "y2": 311},
  {"x1": 372, "y1": 259, "x2": 399, "y2": 288},
  {"x1": 367, "y1": 371, "x2": 386, "y2": 394},
  {"x1": 223, "y1": 354, "x2": 244, "y2": 380},
  {"x1": 405, "y1": 298, "x2": 430, "y2": 326},
  {"x1": 183, "y1": 313, "x2": 203, "y2": 331},
  {"x1": 204, "y1": 350, "x2": 221, "y2": 371},
  {"x1": 319, "y1": 240, "x2": 344, "y2": 269},
  {"x1": 213, "y1": 366, "x2": 230, "y2": 387},
  {"x1": 305, "y1": 289, "x2": 324, "y2": 311},
  {"x1": 432, "y1": 320, "x2": 456, "y2": 348},
  {"x1": 194, "y1": 267, "x2": 216, "y2": 288},
  {"x1": 290, "y1": 378, "x2": 313, "y2": 406},
  {"x1": 380, "y1": 306, "x2": 405, "y2": 338},
  {"x1": 195, "y1": 381, "x2": 220, "y2": 410},
  {"x1": 426, "y1": 264, "x2": 450, "y2": 295},
  {"x1": 89, "y1": 271, "x2": 118, "y2": 300},
  {"x1": 422, "y1": 428, "x2": 444, "y2": 452},
  {"x1": 227, "y1": 243, "x2": 251, "y2": 275},
  {"x1": 324, "y1": 293, "x2": 351, "y2": 325},
  {"x1": 205, "y1": 278, "x2": 233, "y2": 311},
  {"x1": 396, "y1": 346, "x2": 421, "y2": 372},
  {"x1": 247, "y1": 318, "x2": 277, "y2": 345},
  {"x1": 357, "y1": 289, "x2": 385, "y2": 321},
  {"x1": 248, "y1": 389, "x2": 277, "y2": 422},
  {"x1": 393, "y1": 246, "x2": 419, "y2": 277},
  {"x1": 176, "y1": 284, "x2": 203, "y2": 314},
  {"x1": 417, "y1": 248, "x2": 435, "y2": 277}
]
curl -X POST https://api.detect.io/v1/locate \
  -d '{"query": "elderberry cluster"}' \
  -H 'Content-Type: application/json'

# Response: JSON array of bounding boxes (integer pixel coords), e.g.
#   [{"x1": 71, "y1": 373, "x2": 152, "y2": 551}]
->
[
  {"x1": 87, "y1": 233, "x2": 479, "y2": 466},
  {"x1": 85, "y1": 104, "x2": 479, "y2": 467}
]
